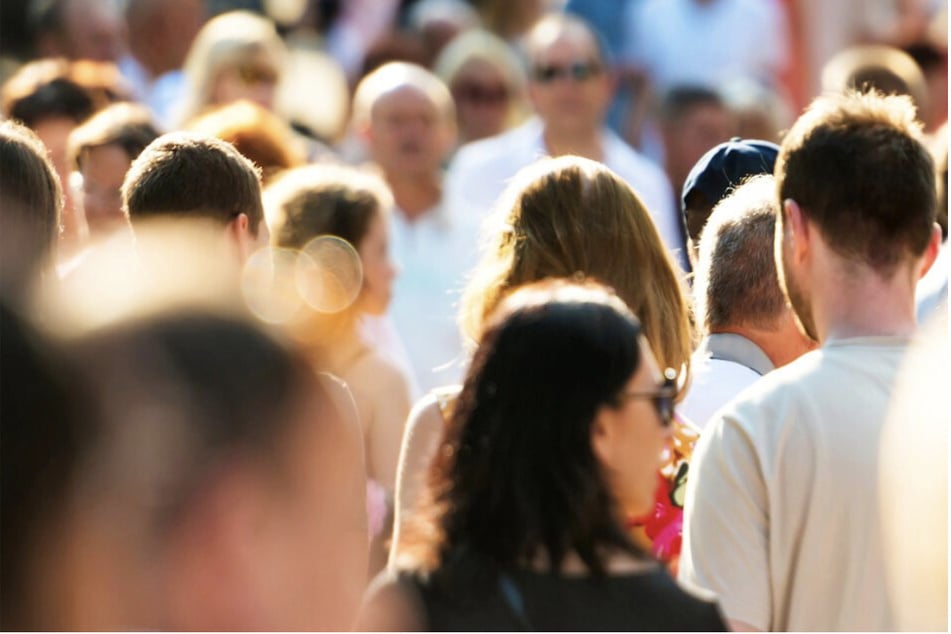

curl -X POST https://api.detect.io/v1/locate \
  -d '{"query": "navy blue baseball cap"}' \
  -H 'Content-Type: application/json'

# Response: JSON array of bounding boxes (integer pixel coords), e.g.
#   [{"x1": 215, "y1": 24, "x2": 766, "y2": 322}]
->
[{"x1": 681, "y1": 137, "x2": 780, "y2": 212}]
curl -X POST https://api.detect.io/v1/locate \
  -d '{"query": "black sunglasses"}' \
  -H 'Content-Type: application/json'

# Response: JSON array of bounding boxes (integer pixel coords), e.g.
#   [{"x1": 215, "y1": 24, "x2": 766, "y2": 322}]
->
[
  {"x1": 532, "y1": 61, "x2": 602, "y2": 84},
  {"x1": 621, "y1": 368, "x2": 677, "y2": 427}
]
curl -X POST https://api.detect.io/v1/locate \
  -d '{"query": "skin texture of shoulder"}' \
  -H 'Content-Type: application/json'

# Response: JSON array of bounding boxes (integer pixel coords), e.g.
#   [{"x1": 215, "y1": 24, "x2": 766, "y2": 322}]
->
[
  {"x1": 355, "y1": 570, "x2": 427, "y2": 631},
  {"x1": 337, "y1": 349, "x2": 414, "y2": 494},
  {"x1": 388, "y1": 387, "x2": 459, "y2": 568}
]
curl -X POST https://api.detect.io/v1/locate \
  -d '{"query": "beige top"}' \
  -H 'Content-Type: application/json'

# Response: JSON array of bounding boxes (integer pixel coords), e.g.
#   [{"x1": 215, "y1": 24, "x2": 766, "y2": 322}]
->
[{"x1": 679, "y1": 337, "x2": 911, "y2": 631}]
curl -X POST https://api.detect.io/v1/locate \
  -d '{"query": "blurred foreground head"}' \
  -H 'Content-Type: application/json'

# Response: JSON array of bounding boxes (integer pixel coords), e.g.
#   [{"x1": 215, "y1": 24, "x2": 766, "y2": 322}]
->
[
  {"x1": 0, "y1": 120, "x2": 62, "y2": 305},
  {"x1": 11, "y1": 223, "x2": 369, "y2": 630}
]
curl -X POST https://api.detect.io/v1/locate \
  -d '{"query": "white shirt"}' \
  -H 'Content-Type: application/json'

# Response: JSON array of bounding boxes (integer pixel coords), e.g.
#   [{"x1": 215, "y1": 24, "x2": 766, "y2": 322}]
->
[
  {"x1": 679, "y1": 337, "x2": 909, "y2": 630},
  {"x1": 679, "y1": 333, "x2": 773, "y2": 429},
  {"x1": 387, "y1": 200, "x2": 480, "y2": 393},
  {"x1": 445, "y1": 117, "x2": 686, "y2": 269},
  {"x1": 117, "y1": 55, "x2": 186, "y2": 131},
  {"x1": 623, "y1": 0, "x2": 790, "y2": 93}
]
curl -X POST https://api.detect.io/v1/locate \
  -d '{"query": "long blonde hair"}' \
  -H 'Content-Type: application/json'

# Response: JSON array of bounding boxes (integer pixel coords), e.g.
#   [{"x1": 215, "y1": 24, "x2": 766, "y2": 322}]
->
[{"x1": 460, "y1": 155, "x2": 694, "y2": 385}]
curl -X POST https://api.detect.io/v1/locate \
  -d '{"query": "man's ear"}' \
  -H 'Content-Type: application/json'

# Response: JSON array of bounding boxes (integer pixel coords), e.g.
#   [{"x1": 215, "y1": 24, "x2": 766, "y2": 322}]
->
[
  {"x1": 226, "y1": 213, "x2": 253, "y2": 261},
  {"x1": 783, "y1": 199, "x2": 811, "y2": 264},
  {"x1": 917, "y1": 223, "x2": 943, "y2": 280}
]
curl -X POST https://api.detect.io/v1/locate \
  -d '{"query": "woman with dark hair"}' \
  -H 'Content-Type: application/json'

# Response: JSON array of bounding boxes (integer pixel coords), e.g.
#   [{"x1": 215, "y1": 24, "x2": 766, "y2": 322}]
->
[{"x1": 358, "y1": 280, "x2": 725, "y2": 631}]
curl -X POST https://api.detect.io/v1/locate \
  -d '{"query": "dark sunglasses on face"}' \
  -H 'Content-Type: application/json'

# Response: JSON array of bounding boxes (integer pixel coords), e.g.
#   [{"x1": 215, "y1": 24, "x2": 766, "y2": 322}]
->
[
  {"x1": 532, "y1": 60, "x2": 602, "y2": 84},
  {"x1": 621, "y1": 368, "x2": 678, "y2": 427},
  {"x1": 452, "y1": 82, "x2": 511, "y2": 105}
]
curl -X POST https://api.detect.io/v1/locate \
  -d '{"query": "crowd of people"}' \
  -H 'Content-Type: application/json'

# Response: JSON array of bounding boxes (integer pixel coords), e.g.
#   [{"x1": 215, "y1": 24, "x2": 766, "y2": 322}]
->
[{"x1": 0, "y1": 0, "x2": 947, "y2": 631}]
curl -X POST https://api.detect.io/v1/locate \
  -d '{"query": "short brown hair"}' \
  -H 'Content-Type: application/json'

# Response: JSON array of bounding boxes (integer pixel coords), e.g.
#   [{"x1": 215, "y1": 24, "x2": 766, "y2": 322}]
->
[
  {"x1": 776, "y1": 90, "x2": 936, "y2": 273},
  {"x1": 2, "y1": 58, "x2": 128, "y2": 127},
  {"x1": 265, "y1": 164, "x2": 391, "y2": 250},
  {"x1": 122, "y1": 132, "x2": 264, "y2": 235}
]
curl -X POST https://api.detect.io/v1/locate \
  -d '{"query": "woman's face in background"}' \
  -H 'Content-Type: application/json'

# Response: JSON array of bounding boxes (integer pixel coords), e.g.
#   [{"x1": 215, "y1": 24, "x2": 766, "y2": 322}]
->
[
  {"x1": 212, "y1": 55, "x2": 280, "y2": 111},
  {"x1": 356, "y1": 211, "x2": 396, "y2": 316},
  {"x1": 450, "y1": 59, "x2": 513, "y2": 143}
]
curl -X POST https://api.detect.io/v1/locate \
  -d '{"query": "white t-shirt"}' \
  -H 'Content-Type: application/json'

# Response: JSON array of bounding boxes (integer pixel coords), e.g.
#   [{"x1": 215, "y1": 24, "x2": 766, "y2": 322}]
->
[
  {"x1": 623, "y1": 0, "x2": 790, "y2": 93},
  {"x1": 445, "y1": 117, "x2": 685, "y2": 269},
  {"x1": 679, "y1": 336, "x2": 909, "y2": 631},
  {"x1": 679, "y1": 333, "x2": 773, "y2": 430}
]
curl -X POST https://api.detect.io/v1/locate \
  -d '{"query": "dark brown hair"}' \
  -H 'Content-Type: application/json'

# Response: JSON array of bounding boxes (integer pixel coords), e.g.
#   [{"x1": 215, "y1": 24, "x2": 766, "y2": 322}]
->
[
  {"x1": 776, "y1": 90, "x2": 936, "y2": 273},
  {"x1": 265, "y1": 164, "x2": 391, "y2": 251},
  {"x1": 2, "y1": 58, "x2": 128, "y2": 127},
  {"x1": 409, "y1": 280, "x2": 646, "y2": 576},
  {"x1": 122, "y1": 132, "x2": 264, "y2": 235}
]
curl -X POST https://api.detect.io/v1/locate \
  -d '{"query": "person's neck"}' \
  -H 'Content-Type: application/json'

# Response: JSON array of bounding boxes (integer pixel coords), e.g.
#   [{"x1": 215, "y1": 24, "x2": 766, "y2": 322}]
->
[
  {"x1": 386, "y1": 173, "x2": 442, "y2": 222},
  {"x1": 542, "y1": 127, "x2": 603, "y2": 162},
  {"x1": 812, "y1": 257, "x2": 920, "y2": 343},
  {"x1": 714, "y1": 316, "x2": 815, "y2": 369}
]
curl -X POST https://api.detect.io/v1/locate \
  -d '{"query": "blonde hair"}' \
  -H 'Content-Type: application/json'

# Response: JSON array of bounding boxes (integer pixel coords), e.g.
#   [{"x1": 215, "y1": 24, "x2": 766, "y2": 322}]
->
[
  {"x1": 180, "y1": 11, "x2": 286, "y2": 124},
  {"x1": 351, "y1": 61, "x2": 455, "y2": 132},
  {"x1": 461, "y1": 155, "x2": 694, "y2": 382}
]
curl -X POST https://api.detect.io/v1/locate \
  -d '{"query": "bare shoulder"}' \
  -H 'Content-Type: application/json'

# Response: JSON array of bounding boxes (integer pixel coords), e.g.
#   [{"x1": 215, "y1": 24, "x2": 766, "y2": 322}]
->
[
  {"x1": 346, "y1": 349, "x2": 413, "y2": 399},
  {"x1": 406, "y1": 385, "x2": 460, "y2": 440},
  {"x1": 356, "y1": 570, "x2": 427, "y2": 631}
]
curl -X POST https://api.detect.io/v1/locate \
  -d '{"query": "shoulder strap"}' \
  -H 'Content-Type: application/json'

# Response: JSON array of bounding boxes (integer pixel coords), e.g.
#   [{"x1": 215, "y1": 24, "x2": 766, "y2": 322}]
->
[{"x1": 498, "y1": 573, "x2": 534, "y2": 631}]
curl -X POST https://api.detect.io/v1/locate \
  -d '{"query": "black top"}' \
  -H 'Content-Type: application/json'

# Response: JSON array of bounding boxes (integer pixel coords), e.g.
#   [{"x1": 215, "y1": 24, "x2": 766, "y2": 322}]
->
[{"x1": 403, "y1": 562, "x2": 727, "y2": 632}]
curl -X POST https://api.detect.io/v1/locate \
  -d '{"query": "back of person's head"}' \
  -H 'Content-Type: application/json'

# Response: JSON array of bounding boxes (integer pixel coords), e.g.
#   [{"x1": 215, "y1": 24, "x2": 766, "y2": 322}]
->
[
  {"x1": 63, "y1": 308, "x2": 358, "y2": 630},
  {"x1": 416, "y1": 280, "x2": 646, "y2": 575},
  {"x1": 266, "y1": 163, "x2": 392, "y2": 251},
  {"x1": 693, "y1": 175, "x2": 786, "y2": 336},
  {"x1": 776, "y1": 90, "x2": 936, "y2": 274},
  {"x1": 67, "y1": 101, "x2": 160, "y2": 171},
  {"x1": 0, "y1": 119, "x2": 62, "y2": 301},
  {"x1": 462, "y1": 155, "x2": 693, "y2": 378},
  {"x1": 681, "y1": 137, "x2": 779, "y2": 250},
  {"x1": 0, "y1": 302, "x2": 92, "y2": 630},
  {"x1": 2, "y1": 58, "x2": 95, "y2": 126},
  {"x1": 122, "y1": 131, "x2": 264, "y2": 235},
  {"x1": 1, "y1": 58, "x2": 128, "y2": 127},
  {"x1": 186, "y1": 99, "x2": 304, "y2": 183}
]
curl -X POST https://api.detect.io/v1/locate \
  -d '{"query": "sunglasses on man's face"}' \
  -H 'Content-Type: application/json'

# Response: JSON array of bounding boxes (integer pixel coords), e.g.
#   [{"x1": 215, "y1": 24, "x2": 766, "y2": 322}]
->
[
  {"x1": 452, "y1": 82, "x2": 511, "y2": 105},
  {"x1": 621, "y1": 368, "x2": 678, "y2": 428},
  {"x1": 532, "y1": 61, "x2": 602, "y2": 84}
]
